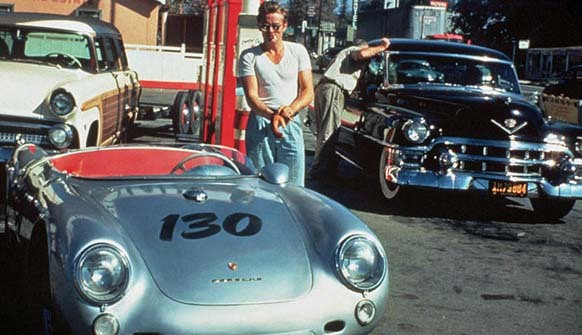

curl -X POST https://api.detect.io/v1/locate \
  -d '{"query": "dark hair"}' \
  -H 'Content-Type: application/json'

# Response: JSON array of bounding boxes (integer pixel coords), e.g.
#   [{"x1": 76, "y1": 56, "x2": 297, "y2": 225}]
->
[
  {"x1": 257, "y1": 1, "x2": 288, "y2": 24},
  {"x1": 353, "y1": 39, "x2": 368, "y2": 47}
]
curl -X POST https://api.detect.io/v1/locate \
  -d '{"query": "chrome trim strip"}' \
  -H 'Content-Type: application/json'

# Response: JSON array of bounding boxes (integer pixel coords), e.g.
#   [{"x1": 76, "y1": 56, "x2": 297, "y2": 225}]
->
[
  {"x1": 335, "y1": 151, "x2": 364, "y2": 170},
  {"x1": 386, "y1": 50, "x2": 515, "y2": 65}
]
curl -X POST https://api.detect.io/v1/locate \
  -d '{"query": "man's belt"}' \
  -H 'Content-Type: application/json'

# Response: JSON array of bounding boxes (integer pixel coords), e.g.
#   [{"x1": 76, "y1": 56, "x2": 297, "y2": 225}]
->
[
  {"x1": 318, "y1": 77, "x2": 350, "y2": 98},
  {"x1": 318, "y1": 77, "x2": 343, "y2": 90}
]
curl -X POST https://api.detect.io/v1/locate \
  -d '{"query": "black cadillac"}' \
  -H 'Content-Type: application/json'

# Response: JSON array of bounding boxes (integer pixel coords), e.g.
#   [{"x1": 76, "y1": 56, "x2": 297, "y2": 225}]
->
[{"x1": 335, "y1": 38, "x2": 582, "y2": 219}]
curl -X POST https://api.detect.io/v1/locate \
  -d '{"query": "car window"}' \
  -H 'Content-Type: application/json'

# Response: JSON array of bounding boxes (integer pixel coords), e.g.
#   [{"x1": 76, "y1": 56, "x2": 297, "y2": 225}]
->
[
  {"x1": 113, "y1": 38, "x2": 129, "y2": 70},
  {"x1": 352, "y1": 55, "x2": 384, "y2": 100},
  {"x1": 20, "y1": 31, "x2": 92, "y2": 70},
  {"x1": 387, "y1": 53, "x2": 520, "y2": 94},
  {"x1": 0, "y1": 29, "x2": 13, "y2": 57},
  {"x1": 95, "y1": 37, "x2": 120, "y2": 71}
]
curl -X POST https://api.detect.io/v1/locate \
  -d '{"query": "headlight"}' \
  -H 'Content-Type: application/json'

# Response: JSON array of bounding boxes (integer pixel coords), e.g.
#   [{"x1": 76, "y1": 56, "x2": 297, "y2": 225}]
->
[
  {"x1": 93, "y1": 314, "x2": 119, "y2": 335},
  {"x1": 543, "y1": 133, "x2": 565, "y2": 145},
  {"x1": 336, "y1": 235, "x2": 386, "y2": 291},
  {"x1": 75, "y1": 244, "x2": 130, "y2": 305},
  {"x1": 402, "y1": 119, "x2": 430, "y2": 143},
  {"x1": 50, "y1": 90, "x2": 75, "y2": 116},
  {"x1": 48, "y1": 124, "x2": 73, "y2": 149}
]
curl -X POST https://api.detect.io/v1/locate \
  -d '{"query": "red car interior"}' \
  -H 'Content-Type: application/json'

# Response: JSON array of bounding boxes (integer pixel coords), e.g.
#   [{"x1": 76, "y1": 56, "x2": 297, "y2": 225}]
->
[{"x1": 50, "y1": 148, "x2": 215, "y2": 177}]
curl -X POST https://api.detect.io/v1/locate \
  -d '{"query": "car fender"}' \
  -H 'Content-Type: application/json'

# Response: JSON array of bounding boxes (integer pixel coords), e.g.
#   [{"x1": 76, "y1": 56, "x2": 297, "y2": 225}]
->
[{"x1": 277, "y1": 185, "x2": 385, "y2": 263}]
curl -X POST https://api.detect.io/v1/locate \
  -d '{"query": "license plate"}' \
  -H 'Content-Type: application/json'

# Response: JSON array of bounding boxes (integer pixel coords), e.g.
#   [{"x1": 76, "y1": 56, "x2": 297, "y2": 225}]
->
[{"x1": 489, "y1": 181, "x2": 528, "y2": 197}]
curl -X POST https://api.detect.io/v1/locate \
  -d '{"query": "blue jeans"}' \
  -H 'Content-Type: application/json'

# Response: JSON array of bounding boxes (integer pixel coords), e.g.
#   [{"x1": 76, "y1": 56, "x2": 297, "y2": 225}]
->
[{"x1": 245, "y1": 112, "x2": 305, "y2": 186}]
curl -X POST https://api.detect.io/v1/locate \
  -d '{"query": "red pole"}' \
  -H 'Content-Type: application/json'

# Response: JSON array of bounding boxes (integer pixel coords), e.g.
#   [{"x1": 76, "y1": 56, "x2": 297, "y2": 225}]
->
[
  {"x1": 207, "y1": 0, "x2": 224, "y2": 144},
  {"x1": 202, "y1": 0, "x2": 217, "y2": 143},
  {"x1": 218, "y1": 0, "x2": 242, "y2": 148}
]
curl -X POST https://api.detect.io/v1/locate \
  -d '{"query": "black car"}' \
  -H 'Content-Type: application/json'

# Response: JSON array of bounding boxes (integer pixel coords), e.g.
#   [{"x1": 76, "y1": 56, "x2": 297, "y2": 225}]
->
[
  {"x1": 316, "y1": 47, "x2": 342, "y2": 72},
  {"x1": 335, "y1": 38, "x2": 582, "y2": 219},
  {"x1": 539, "y1": 65, "x2": 582, "y2": 125}
]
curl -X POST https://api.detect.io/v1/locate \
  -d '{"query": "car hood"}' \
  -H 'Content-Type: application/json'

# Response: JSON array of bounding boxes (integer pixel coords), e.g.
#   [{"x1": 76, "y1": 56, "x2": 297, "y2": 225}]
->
[
  {"x1": 386, "y1": 86, "x2": 546, "y2": 141},
  {"x1": 0, "y1": 61, "x2": 84, "y2": 118},
  {"x1": 90, "y1": 182, "x2": 313, "y2": 305}
]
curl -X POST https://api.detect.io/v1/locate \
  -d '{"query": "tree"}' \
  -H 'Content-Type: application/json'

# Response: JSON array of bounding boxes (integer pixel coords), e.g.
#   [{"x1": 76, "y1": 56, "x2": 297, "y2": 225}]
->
[
  {"x1": 452, "y1": 0, "x2": 582, "y2": 55},
  {"x1": 287, "y1": 0, "x2": 339, "y2": 29},
  {"x1": 166, "y1": 0, "x2": 206, "y2": 15},
  {"x1": 287, "y1": 0, "x2": 310, "y2": 29},
  {"x1": 337, "y1": 0, "x2": 352, "y2": 29}
]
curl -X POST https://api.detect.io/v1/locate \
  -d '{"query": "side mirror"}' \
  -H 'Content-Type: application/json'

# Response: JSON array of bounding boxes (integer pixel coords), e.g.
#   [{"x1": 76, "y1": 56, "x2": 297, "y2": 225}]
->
[{"x1": 260, "y1": 163, "x2": 289, "y2": 184}]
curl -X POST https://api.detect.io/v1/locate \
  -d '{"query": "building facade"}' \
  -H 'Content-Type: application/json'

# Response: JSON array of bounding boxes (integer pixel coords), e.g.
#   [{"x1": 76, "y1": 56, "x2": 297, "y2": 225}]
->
[
  {"x1": 357, "y1": 4, "x2": 448, "y2": 41},
  {"x1": 3, "y1": 0, "x2": 163, "y2": 45}
]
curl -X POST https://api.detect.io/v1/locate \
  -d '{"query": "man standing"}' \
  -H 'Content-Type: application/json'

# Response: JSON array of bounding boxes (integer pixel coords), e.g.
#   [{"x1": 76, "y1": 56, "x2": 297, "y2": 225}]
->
[
  {"x1": 237, "y1": 1, "x2": 314, "y2": 186},
  {"x1": 309, "y1": 38, "x2": 390, "y2": 180}
]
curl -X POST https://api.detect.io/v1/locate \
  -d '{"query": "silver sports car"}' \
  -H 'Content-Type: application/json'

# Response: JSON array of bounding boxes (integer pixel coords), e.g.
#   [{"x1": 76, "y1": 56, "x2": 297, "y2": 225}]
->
[{"x1": 3, "y1": 143, "x2": 389, "y2": 335}]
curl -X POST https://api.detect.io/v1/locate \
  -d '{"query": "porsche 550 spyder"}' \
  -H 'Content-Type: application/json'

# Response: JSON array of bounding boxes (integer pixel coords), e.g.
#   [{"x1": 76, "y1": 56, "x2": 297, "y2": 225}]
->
[
  {"x1": 2, "y1": 143, "x2": 388, "y2": 335},
  {"x1": 335, "y1": 38, "x2": 582, "y2": 219}
]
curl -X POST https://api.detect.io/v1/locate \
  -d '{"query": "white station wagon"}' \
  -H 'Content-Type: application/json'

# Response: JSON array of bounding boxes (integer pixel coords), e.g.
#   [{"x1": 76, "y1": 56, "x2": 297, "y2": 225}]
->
[{"x1": 0, "y1": 13, "x2": 141, "y2": 162}]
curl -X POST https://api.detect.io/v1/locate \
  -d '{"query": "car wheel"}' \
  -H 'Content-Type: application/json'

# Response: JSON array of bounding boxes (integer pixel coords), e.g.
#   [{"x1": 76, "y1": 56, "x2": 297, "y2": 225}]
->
[
  {"x1": 378, "y1": 147, "x2": 407, "y2": 201},
  {"x1": 190, "y1": 90, "x2": 204, "y2": 139},
  {"x1": 173, "y1": 91, "x2": 192, "y2": 135},
  {"x1": 530, "y1": 198, "x2": 575, "y2": 220}
]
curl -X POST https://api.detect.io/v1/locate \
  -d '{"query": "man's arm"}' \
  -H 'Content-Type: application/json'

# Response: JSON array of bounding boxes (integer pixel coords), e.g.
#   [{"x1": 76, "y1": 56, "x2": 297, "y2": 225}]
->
[
  {"x1": 240, "y1": 75, "x2": 277, "y2": 119},
  {"x1": 351, "y1": 37, "x2": 390, "y2": 62}
]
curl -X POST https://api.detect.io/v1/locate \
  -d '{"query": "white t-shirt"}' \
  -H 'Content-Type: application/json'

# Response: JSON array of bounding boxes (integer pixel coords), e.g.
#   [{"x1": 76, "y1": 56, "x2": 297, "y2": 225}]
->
[
  {"x1": 323, "y1": 45, "x2": 364, "y2": 94},
  {"x1": 237, "y1": 41, "x2": 311, "y2": 110}
]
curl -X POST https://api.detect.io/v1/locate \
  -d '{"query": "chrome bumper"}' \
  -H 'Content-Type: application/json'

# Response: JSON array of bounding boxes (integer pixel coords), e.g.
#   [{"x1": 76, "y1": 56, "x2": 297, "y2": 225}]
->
[
  {"x1": 387, "y1": 137, "x2": 582, "y2": 199},
  {"x1": 393, "y1": 169, "x2": 582, "y2": 198}
]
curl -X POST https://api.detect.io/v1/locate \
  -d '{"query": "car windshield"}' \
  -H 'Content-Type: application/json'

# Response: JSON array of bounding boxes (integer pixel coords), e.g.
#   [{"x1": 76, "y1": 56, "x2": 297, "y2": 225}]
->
[
  {"x1": 0, "y1": 27, "x2": 93, "y2": 71},
  {"x1": 386, "y1": 53, "x2": 520, "y2": 94}
]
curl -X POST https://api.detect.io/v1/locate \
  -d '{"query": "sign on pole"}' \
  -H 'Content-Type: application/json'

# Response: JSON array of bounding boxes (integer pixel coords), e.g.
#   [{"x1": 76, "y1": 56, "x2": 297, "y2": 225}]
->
[
  {"x1": 352, "y1": 0, "x2": 359, "y2": 29},
  {"x1": 307, "y1": 5, "x2": 316, "y2": 17}
]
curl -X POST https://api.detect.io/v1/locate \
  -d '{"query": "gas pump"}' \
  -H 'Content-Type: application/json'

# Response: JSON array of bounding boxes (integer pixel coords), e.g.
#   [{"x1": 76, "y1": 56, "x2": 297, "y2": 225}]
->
[
  {"x1": 200, "y1": 0, "x2": 243, "y2": 147},
  {"x1": 198, "y1": 0, "x2": 262, "y2": 151}
]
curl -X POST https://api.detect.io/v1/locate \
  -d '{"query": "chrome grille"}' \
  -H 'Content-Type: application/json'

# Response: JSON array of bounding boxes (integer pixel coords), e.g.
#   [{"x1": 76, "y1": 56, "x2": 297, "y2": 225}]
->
[
  {"x1": 390, "y1": 137, "x2": 579, "y2": 179},
  {"x1": 0, "y1": 120, "x2": 52, "y2": 146},
  {"x1": 0, "y1": 132, "x2": 49, "y2": 145},
  {"x1": 449, "y1": 143, "x2": 566, "y2": 177}
]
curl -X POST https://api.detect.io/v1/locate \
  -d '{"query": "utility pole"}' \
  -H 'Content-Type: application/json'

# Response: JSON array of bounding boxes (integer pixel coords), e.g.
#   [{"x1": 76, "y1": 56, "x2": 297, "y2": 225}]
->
[
  {"x1": 316, "y1": 0, "x2": 323, "y2": 54},
  {"x1": 352, "y1": 0, "x2": 359, "y2": 30}
]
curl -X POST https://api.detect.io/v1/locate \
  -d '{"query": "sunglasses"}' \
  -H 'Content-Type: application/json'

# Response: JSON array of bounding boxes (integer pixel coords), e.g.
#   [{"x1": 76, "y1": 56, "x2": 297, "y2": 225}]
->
[{"x1": 259, "y1": 23, "x2": 283, "y2": 32}]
